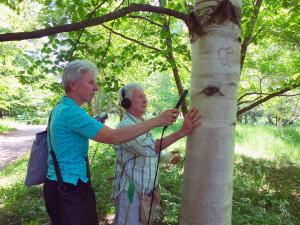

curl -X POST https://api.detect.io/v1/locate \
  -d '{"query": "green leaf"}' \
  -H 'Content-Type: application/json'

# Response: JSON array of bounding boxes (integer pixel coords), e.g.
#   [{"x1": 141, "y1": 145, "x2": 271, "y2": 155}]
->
[{"x1": 127, "y1": 180, "x2": 135, "y2": 204}]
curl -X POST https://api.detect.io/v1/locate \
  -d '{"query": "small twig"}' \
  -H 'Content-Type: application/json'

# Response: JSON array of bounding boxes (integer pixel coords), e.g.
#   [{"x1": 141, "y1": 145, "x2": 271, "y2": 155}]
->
[
  {"x1": 183, "y1": 64, "x2": 191, "y2": 73},
  {"x1": 101, "y1": 24, "x2": 161, "y2": 52},
  {"x1": 98, "y1": 0, "x2": 134, "y2": 65},
  {"x1": 99, "y1": 22, "x2": 115, "y2": 65},
  {"x1": 115, "y1": 0, "x2": 126, "y2": 11},
  {"x1": 68, "y1": 0, "x2": 109, "y2": 61}
]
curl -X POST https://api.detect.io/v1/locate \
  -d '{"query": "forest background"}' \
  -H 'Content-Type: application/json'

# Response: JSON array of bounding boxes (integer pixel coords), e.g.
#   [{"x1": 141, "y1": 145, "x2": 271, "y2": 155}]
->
[{"x1": 0, "y1": 0, "x2": 299, "y2": 224}]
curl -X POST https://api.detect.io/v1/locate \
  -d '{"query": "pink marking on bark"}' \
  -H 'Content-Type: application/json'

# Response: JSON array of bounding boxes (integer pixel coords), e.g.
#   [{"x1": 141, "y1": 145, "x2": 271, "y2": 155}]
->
[{"x1": 218, "y1": 47, "x2": 234, "y2": 67}]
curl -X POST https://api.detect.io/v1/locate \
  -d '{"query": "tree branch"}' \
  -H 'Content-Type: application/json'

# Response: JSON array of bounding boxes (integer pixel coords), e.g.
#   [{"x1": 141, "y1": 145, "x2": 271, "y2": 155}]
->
[
  {"x1": 128, "y1": 15, "x2": 163, "y2": 27},
  {"x1": 238, "y1": 92, "x2": 260, "y2": 101},
  {"x1": 238, "y1": 96, "x2": 262, "y2": 106},
  {"x1": 101, "y1": 24, "x2": 161, "y2": 52},
  {"x1": 240, "y1": 0, "x2": 263, "y2": 70},
  {"x1": 238, "y1": 91, "x2": 300, "y2": 102},
  {"x1": 159, "y1": 0, "x2": 187, "y2": 115},
  {"x1": 0, "y1": 4, "x2": 191, "y2": 42},
  {"x1": 237, "y1": 83, "x2": 300, "y2": 115},
  {"x1": 282, "y1": 93, "x2": 300, "y2": 97}
]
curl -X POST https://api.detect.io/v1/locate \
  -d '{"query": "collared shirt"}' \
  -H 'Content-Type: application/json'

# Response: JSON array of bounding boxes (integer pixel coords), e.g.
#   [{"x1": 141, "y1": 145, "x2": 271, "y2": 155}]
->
[
  {"x1": 113, "y1": 112, "x2": 168, "y2": 198},
  {"x1": 47, "y1": 96, "x2": 104, "y2": 185}
]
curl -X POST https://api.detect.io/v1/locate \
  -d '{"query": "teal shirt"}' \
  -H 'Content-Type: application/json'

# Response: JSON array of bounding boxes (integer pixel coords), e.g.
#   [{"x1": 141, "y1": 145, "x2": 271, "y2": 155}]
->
[{"x1": 47, "y1": 96, "x2": 104, "y2": 185}]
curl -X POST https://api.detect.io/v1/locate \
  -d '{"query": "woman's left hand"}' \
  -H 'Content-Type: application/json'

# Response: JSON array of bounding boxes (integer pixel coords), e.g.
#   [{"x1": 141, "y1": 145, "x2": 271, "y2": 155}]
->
[
  {"x1": 170, "y1": 151, "x2": 181, "y2": 165},
  {"x1": 179, "y1": 107, "x2": 201, "y2": 137}
]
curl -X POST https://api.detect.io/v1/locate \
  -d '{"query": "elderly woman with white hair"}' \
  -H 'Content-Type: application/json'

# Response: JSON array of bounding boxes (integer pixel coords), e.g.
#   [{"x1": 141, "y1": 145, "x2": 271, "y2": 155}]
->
[
  {"x1": 113, "y1": 83, "x2": 201, "y2": 225},
  {"x1": 43, "y1": 60, "x2": 180, "y2": 225}
]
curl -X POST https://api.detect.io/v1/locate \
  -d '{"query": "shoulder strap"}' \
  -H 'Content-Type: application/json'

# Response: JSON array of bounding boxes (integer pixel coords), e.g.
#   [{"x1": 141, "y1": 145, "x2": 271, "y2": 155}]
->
[
  {"x1": 85, "y1": 156, "x2": 92, "y2": 185},
  {"x1": 48, "y1": 106, "x2": 66, "y2": 191}
]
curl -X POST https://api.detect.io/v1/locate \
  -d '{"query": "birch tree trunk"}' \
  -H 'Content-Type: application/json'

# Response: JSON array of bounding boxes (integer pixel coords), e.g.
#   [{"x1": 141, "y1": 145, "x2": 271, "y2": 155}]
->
[{"x1": 180, "y1": 0, "x2": 241, "y2": 224}]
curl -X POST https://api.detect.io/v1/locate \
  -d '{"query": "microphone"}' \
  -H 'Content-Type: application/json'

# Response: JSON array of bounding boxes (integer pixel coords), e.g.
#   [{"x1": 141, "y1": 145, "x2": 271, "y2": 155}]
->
[
  {"x1": 175, "y1": 90, "x2": 188, "y2": 109},
  {"x1": 163, "y1": 89, "x2": 188, "y2": 130}
]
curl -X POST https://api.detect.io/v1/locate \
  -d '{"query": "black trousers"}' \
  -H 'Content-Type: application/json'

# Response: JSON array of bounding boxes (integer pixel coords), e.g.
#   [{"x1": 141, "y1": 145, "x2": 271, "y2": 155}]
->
[{"x1": 43, "y1": 178, "x2": 98, "y2": 225}]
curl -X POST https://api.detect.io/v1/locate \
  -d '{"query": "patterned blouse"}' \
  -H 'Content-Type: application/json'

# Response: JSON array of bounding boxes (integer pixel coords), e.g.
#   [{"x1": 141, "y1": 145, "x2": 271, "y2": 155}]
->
[{"x1": 112, "y1": 112, "x2": 172, "y2": 198}]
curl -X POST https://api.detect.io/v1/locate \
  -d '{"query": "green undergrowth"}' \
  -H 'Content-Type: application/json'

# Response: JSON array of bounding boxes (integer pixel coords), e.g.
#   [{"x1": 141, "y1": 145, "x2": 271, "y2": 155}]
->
[
  {"x1": 0, "y1": 124, "x2": 16, "y2": 134},
  {"x1": 233, "y1": 155, "x2": 300, "y2": 225},
  {"x1": 0, "y1": 125, "x2": 299, "y2": 224},
  {"x1": 0, "y1": 155, "x2": 48, "y2": 225}
]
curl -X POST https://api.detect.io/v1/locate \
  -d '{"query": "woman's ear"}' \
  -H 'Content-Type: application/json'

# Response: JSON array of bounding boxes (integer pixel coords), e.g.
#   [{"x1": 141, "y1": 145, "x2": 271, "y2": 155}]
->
[{"x1": 67, "y1": 80, "x2": 77, "y2": 92}]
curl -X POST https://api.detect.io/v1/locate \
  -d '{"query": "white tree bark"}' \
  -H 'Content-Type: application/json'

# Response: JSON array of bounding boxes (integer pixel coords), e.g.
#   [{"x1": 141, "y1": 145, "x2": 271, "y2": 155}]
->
[{"x1": 180, "y1": 0, "x2": 241, "y2": 224}]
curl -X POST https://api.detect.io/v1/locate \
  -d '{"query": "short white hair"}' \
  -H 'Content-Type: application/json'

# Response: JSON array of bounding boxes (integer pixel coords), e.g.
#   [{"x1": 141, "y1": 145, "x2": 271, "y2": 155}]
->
[
  {"x1": 118, "y1": 83, "x2": 144, "y2": 104},
  {"x1": 62, "y1": 59, "x2": 98, "y2": 92}
]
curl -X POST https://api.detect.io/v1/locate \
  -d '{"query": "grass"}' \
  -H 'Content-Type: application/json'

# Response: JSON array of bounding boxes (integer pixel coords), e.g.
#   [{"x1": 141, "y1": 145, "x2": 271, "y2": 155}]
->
[
  {"x1": 0, "y1": 154, "x2": 48, "y2": 225},
  {"x1": 0, "y1": 124, "x2": 299, "y2": 225},
  {"x1": 0, "y1": 124, "x2": 16, "y2": 134},
  {"x1": 233, "y1": 155, "x2": 300, "y2": 225},
  {"x1": 235, "y1": 125, "x2": 300, "y2": 165},
  {"x1": 0, "y1": 118, "x2": 27, "y2": 134}
]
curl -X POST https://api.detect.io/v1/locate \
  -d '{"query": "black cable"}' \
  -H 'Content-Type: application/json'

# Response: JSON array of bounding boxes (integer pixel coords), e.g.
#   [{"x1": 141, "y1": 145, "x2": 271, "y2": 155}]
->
[
  {"x1": 90, "y1": 143, "x2": 100, "y2": 163},
  {"x1": 147, "y1": 126, "x2": 167, "y2": 225},
  {"x1": 147, "y1": 90, "x2": 188, "y2": 224},
  {"x1": 111, "y1": 154, "x2": 140, "y2": 181}
]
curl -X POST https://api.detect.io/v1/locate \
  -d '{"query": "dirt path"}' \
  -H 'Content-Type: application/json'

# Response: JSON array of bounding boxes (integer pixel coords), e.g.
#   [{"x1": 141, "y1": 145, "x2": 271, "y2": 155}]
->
[{"x1": 0, "y1": 122, "x2": 46, "y2": 170}]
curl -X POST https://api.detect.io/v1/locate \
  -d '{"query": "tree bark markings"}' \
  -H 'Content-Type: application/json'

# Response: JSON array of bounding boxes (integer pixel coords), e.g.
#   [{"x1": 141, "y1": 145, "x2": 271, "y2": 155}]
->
[{"x1": 180, "y1": 1, "x2": 241, "y2": 224}]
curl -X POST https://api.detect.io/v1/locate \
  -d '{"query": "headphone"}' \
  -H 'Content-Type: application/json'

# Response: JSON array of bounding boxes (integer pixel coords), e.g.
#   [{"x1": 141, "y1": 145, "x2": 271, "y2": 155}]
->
[{"x1": 120, "y1": 87, "x2": 131, "y2": 109}]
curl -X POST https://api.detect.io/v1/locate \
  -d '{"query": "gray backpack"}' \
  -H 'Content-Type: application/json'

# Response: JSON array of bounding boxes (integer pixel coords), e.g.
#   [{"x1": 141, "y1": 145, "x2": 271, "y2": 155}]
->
[{"x1": 24, "y1": 130, "x2": 48, "y2": 187}]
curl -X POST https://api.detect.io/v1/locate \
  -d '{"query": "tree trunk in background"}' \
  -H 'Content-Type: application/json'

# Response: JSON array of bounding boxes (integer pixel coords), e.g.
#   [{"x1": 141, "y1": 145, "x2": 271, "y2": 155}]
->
[
  {"x1": 180, "y1": 0, "x2": 241, "y2": 224},
  {"x1": 159, "y1": 0, "x2": 188, "y2": 116}
]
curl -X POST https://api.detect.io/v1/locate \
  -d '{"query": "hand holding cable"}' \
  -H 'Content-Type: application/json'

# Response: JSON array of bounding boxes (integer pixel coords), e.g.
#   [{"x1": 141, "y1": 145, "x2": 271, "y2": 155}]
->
[{"x1": 155, "y1": 109, "x2": 179, "y2": 127}]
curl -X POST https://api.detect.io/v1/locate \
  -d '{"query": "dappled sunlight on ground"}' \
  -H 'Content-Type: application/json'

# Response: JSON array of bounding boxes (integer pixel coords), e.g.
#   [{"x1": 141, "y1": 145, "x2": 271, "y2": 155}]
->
[
  {"x1": 234, "y1": 144, "x2": 275, "y2": 160},
  {"x1": 0, "y1": 176, "x2": 19, "y2": 187},
  {"x1": 233, "y1": 155, "x2": 300, "y2": 224}
]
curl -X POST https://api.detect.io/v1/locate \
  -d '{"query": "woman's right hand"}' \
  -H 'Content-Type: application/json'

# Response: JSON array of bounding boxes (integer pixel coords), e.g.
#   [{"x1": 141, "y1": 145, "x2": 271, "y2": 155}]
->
[
  {"x1": 155, "y1": 109, "x2": 179, "y2": 127},
  {"x1": 178, "y1": 107, "x2": 201, "y2": 136}
]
